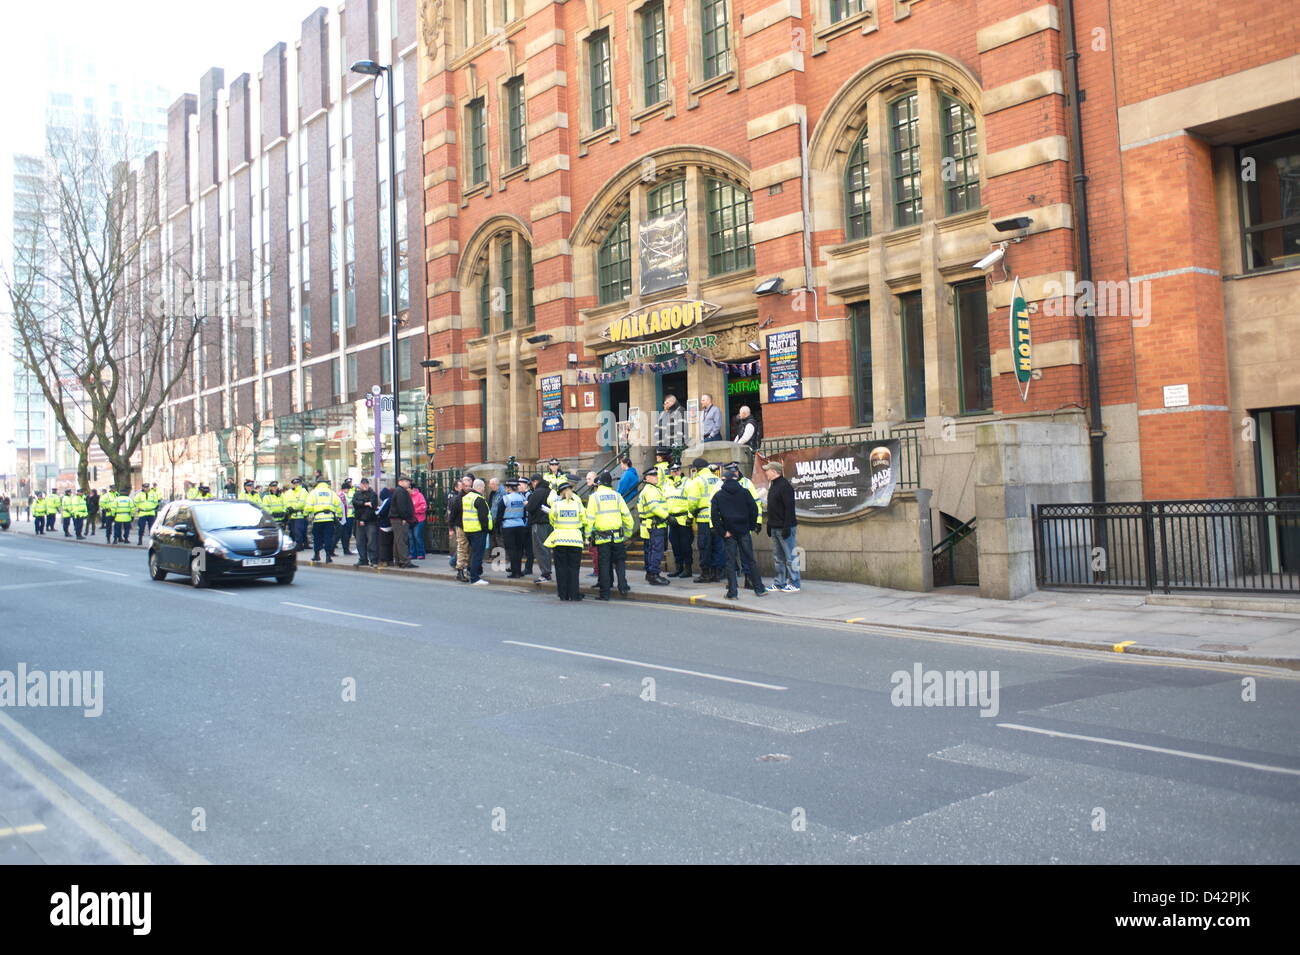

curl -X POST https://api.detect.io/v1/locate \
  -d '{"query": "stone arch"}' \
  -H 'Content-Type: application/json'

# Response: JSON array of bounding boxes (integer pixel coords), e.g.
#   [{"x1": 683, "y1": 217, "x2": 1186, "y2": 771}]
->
[{"x1": 458, "y1": 213, "x2": 532, "y2": 287}]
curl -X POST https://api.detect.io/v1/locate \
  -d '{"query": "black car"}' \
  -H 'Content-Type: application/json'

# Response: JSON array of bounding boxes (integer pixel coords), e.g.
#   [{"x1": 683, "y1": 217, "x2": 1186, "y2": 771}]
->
[{"x1": 148, "y1": 499, "x2": 297, "y2": 587}]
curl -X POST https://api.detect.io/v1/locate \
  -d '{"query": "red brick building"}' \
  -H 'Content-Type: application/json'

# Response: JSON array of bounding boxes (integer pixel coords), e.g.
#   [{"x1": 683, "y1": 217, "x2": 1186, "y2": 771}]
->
[{"x1": 417, "y1": 0, "x2": 1299, "y2": 594}]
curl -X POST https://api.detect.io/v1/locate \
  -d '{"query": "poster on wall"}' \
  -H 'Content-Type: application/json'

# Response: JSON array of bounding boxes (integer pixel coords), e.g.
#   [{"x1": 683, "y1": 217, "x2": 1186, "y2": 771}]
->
[
  {"x1": 639, "y1": 209, "x2": 688, "y2": 295},
  {"x1": 766, "y1": 329, "x2": 803, "y2": 402},
  {"x1": 764, "y1": 439, "x2": 901, "y2": 519},
  {"x1": 540, "y1": 375, "x2": 565, "y2": 432}
]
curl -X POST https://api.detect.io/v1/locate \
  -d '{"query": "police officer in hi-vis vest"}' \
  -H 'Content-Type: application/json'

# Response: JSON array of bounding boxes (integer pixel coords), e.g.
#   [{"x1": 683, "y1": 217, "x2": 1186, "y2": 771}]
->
[
  {"x1": 545, "y1": 481, "x2": 589, "y2": 602},
  {"x1": 638, "y1": 468, "x2": 672, "y2": 586},
  {"x1": 585, "y1": 471, "x2": 634, "y2": 601},
  {"x1": 134, "y1": 483, "x2": 161, "y2": 544}
]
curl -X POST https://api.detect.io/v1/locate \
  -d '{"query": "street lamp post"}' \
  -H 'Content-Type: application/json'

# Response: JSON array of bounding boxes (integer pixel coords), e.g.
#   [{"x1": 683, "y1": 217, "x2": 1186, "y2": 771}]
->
[{"x1": 350, "y1": 58, "x2": 402, "y2": 482}]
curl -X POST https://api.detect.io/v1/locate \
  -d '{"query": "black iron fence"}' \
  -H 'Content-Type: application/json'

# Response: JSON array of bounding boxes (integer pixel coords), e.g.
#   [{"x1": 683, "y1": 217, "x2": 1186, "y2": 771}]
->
[
  {"x1": 759, "y1": 424, "x2": 923, "y2": 489},
  {"x1": 1034, "y1": 498, "x2": 1300, "y2": 594}
]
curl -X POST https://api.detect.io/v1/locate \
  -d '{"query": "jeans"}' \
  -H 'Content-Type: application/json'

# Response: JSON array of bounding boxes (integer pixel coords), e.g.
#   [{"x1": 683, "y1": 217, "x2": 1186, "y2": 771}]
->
[
  {"x1": 467, "y1": 531, "x2": 487, "y2": 582},
  {"x1": 290, "y1": 517, "x2": 308, "y2": 550},
  {"x1": 771, "y1": 526, "x2": 800, "y2": 588},
  {"x1": 408, "y1": 519, "x2": 426, "y2": 558},
  {"x1": 355, "y1": 522, "x2": 377, "y2": 564},
  {"x1": 531, "y1": 523, "x2": 552, "y2": 577},
  {"x1": 724, "y1": 531, "x2": 763, "y2": 596},
  {"x1": 312, "y1": 520, "x2": 336, "y2": 558}
]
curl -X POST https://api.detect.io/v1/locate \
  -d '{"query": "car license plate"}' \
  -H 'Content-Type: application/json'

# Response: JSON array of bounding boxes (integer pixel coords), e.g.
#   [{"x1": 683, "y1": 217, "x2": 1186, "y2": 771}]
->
[{"x1": 243, "y1": 557, "x2": 275, "y2": 567}]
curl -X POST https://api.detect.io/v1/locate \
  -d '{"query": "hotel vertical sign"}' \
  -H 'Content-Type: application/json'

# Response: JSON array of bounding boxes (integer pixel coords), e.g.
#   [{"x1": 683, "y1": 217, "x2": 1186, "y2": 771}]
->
[{"x1": 1009, "y1": 277, "x2": 1033, "y2": 401}]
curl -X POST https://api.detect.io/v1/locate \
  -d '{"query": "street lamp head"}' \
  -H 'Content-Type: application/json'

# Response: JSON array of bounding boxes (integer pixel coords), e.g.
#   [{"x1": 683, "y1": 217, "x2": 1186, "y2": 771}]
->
[{"x1": 350, "y1": 59, "x2": 384, "y2": 76}]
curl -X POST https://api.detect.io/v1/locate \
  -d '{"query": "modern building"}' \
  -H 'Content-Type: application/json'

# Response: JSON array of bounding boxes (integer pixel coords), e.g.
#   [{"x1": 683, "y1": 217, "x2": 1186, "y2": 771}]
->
[
  {"x1": 414, "y1": 0, "x2": 1299, "y2": 595},
  {"x1": 133, "y1": 1, "x2": 427, "y2": 493}
]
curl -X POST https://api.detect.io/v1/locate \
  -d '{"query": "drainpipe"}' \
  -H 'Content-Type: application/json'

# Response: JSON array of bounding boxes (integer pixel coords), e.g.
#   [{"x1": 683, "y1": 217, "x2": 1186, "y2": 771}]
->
[
  {"x1": 799, "y1": 113, "x2": 815, "y2": 296},
  {"x1": 1061, "y1": 0, "x2": 1107, "y2": 504}
]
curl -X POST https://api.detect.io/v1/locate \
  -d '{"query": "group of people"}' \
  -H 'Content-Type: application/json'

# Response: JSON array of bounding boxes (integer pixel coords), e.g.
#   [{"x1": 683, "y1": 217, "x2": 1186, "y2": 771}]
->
[
  {"x1": 442, "y1": 450, "x2": 800, "y2": 602},
  {"x1": 29, "y1": 485, "x2": 163, "y2": 544}
]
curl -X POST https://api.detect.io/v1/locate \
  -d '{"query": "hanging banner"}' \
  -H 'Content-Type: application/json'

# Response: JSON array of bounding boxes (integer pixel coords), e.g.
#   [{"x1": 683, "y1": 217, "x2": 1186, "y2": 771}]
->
[
  {"x1": 540, "y1": 375, "x2": 565, "y2": 432},
  {"x1": 765, "y1": 329, "x2": 803, "y2": 403},
  {"x1": 1009, "y1": 276, "x2": 1032, "y2": 402},
  {"x1": 425, "y1": 401, "x2": 437, "y2": 457},
  {"x1": 602, "y1": 334, "x2": 716, "y2": 370},
  {"x1": 639, "y1": 209, "x2": 688, "y2": 295},
  {"x1": 763, "y1": 440, "x2": 901, "y2": 520}
]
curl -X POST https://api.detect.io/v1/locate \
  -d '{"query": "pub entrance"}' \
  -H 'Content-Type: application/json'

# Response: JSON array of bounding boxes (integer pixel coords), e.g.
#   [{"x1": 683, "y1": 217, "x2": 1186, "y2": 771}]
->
[
  {"x1": 601, "y1": 378, "x2": 630, "y2": 451},
  {"x1": 725, "y1": 362, "x2": 762, "y2": 445}
]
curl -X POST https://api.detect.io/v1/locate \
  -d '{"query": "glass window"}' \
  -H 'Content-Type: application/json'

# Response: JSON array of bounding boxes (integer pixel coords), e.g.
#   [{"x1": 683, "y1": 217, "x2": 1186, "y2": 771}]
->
[
  {"x1": 891, "y1": 92, "x2": 922, "y2": 227},
  {"x1": 954, "y1": 280, "x2": 992, "y2": 414},
  {"x1": 1239, "y1": 132, "x2": 1300, "y2": 271},
  {"x1": 701, "y1": 0, "x2": 730, "y2": 80},
  {"x1": 706, "y1": 178, "x2": 753, "y2": 275},
  {"x1": 588, "y1": 29, "x2": 613, "y2": 130},
  {"x1": 467, "y1": 98, "x2": 487, "y2": 185},
  {"x1": 648, "y1": 178, "x2": 686, "y2": 217},
  {"x1": 331, "y1": 358, "x2": 342, "y2": 403},
  {"x1": 347, "y1": 354, "x2": 358, "y2": 395},
  {"x1": 500, "y1": 238, "x2": 514, "y2": 331},
  {"x1": 506, "y1": 77, "x2": 527, "y2": 168},
  {"x1": 641, "y1": 1, "x2": 668, "y2": 107},
  {"x1": 942, "y1": 97, "x2": 980, "y2": 214},
  {"x1": 598, "y1": 215, "x2": 632, "y2": 304},
  {"x1": 478, "y1": 262, "x2": 491, "y2": 331},
  {"x1": 850, "y1": 301, "x2": 872, "y2": 424},
  {"x1": 381, "y1": 343, "x2": 392, "y2": 386},
  {"x1": 523, "y1": 241, "x2": 535, "y2": 325},
  {"x1": 900, "y1": 291, "x2": 926, "y2": 420},
  {"x1": 845, "y1": 125, "x2": 871, "y2": 240},
  {"x1": 830, "y1": 0, "x2": 865, "y2": 23},
  {"x1": 399, "y1": 338, "x2": 412, "y2": 381}
]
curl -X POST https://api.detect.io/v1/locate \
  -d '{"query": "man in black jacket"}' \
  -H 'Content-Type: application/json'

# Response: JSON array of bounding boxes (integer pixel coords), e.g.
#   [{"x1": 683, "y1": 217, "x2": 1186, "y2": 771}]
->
[
  {"x1": 524, "y1": 473, "x2": 553, "y2": 584},
  {"x1": 446, "y1": 478, "x2": 464, "y2": 577},
  {"x1": 712, "y1": 465, "x2": 767, "y2": 599},
  {"x1": 351, "y1": 478, "x2": 379, "y2": 566},
  {"x1": 389, "y1": 476, "x2": 417, "y2": 568},
  {"x1": 762, "y1": 461, "x2": 799, "y2": 592}
]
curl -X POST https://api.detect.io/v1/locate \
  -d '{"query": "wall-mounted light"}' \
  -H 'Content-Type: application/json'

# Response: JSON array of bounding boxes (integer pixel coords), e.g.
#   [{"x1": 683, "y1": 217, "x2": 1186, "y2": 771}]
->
[
  {"x1": 526, "y1": 333, "x2": 553, "y2": 346},
  {"x1": 420, "y1": 359, "x2": 443, "y2": 369},
  {"x1": 754, "y1": 277, "x2": 785, "y2": 296},
  {"x1": 567, "y1": 352, "x2": 578, "y2": 366}
]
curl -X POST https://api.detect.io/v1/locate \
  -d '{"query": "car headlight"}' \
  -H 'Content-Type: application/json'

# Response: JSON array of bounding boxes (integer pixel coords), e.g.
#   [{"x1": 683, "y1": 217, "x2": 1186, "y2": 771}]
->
[
  {"x1": 204, "y1": 538, "x2": 228, "y2": 557},
  {"x1": 279, "y1": 530, "x2": 294, "y2": 551}
]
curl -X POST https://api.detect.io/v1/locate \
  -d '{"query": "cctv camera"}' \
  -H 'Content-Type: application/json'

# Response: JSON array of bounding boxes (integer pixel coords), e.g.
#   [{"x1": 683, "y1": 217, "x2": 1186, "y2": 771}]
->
[{"x1": 974, "y1": 246, "x2": 1005, "y2": 271}]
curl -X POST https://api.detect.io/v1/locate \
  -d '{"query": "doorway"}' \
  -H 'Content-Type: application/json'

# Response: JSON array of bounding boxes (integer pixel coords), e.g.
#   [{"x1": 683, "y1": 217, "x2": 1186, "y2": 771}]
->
[
  {"x1": 1256, "y1": 407, "x2": 1300, "y2": 572},
  {"x1": 658, "y1": 370, "x2": 687, "y2": 449},
  {"x1": 603, "y1": 378, "x2": 630, "y2": 451},
  {"x1": 725, "y1": 363, "x2": 761, "y2": 445}
]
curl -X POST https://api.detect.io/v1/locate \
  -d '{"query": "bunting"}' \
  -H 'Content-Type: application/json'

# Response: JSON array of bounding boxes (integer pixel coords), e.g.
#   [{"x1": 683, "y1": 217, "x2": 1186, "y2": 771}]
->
[{"x1": 577, "y1": 352, "x2": 760, "y2": 384}]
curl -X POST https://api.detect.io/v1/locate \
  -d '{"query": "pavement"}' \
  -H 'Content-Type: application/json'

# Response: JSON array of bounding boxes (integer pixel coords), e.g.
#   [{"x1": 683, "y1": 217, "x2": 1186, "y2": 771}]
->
[
  {"x1": 7, "y1": 521, "x2": 1300, "y2": 670},
  {"x1": 1, "y1": 525, "x2": 1298, "y2": 865}
]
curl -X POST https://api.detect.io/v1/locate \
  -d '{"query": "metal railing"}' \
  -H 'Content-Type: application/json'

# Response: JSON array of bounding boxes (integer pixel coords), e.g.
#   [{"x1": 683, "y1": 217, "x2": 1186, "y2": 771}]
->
[
  {"x1": 933, "y1": 515, "x2": 977, "y2": 587},
  {"x1": 1034, "y1": 498, "x2": 1300, "y2": 594},
  {"x1": 758, "y1": 424, "x2": 922, "y2": 489}
]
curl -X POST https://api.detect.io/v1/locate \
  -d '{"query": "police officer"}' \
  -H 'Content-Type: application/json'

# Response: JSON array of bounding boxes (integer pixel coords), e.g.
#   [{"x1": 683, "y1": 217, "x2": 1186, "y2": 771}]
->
[
  {"x1": 100, "y1": 487, "x2": 116, "y2": 541},
  {"x1": 545, "y1": 480, "x2": 588, "y2": 602},
  {"x1": 69, "y1": 487, "x2": 88, "y2": 539},
  {"x1": 134, "y1": 483, "x2": 160, "y2": 544},
  {"x1": 262, "y1": 481, "x2": 287, "y2": 526},
  {"x1": 112, "y1": 487, "x2": 135, "y2": 543},
  {"x1": 59, "y1": 489, "x2": 74, "y2": 537},
  {"x1": 31, "y1": 492, "x2": 46, "y2": 535},
  {"x1": 637, "y1": 468, "x2": 671, "y2": 586},
  {"x1": 543, "y1": 458, "x2": 566, "y2": 496},
  {"x1": 686, "y1": 459, "x2": 723, "y2": 582},
  {"x1": 238, "y1": 480, "x2": 261, "y2": 504},
  {"x1": 285, "y1": 477, "x2": 309, "y2": 550},
  {"x1": 653, "y1": 447, "x2": 672, "y2": 484},
  {"x1": 586, "y1": 471, "x2": 634, "y2": 600},
  {"x1": 664, "y1": 463, "x2": 693, "y2": 578},
  {"x1": 306, "y1": 476, "x2": 343, "y2": 562},
  {"x1": 494, "y1": 478, "x2": 527, "y2": 578}
]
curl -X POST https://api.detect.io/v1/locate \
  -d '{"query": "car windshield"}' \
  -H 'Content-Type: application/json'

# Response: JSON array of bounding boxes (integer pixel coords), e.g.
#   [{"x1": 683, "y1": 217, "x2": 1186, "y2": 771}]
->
[{"x1": 193, "y1": 502, "x2": 276, "y2": 532}]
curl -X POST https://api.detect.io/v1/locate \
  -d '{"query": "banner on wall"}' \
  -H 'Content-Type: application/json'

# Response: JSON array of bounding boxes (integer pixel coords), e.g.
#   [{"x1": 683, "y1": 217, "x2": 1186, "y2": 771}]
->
[
  {"x1": 540, "y1": 375, "x2": 564, "y2": 432},
  {"x1": 761, "y1": 439, "x2": 901, "y2": 520},
  {"x1": 765, "y1": 329, "x2": 803, "y2": 402},
  {"x1": 639, "y1": 210, "x2": 688, "y2": 295}
]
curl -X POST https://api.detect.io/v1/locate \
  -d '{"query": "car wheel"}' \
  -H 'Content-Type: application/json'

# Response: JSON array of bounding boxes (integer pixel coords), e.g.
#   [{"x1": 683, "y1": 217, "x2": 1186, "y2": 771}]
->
[
  {"x1": 275, "y1": 570, "x2": 295, "y2": 585},
  {"x1": 190, "y1": 556, "x2": 209, "y2": 589},
  {"x1": 148, "y1": 550, "x2": 167, "y2": 581}
]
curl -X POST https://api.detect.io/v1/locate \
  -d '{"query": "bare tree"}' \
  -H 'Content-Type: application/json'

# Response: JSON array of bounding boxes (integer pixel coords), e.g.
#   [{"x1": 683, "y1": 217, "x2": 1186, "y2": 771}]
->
[
  {"x1": 156, "y1": 408, "x2": 196, "y2": 502},
  {"x1": 3, "y1": 121, "x2": 208, "y2": 491}
]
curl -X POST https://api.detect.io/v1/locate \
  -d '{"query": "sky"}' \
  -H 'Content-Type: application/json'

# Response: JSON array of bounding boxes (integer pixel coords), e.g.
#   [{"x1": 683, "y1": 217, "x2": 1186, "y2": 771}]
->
[{"x1": 0, "y1": 0, "x2": 326, "y2": 155}]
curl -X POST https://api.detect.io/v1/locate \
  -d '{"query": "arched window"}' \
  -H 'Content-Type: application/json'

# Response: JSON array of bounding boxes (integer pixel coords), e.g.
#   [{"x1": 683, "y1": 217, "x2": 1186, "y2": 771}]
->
[
  {"x1": 597, "y1": 215, "x2": 632, "y2": 304},
  {"x1": 706, "y1": 178, "x2": 753, "y2": 275},
  {"x1": 648, "y1": 178, "x2": 686, "y2": 217},
  {"x1": 844, "y1": 126, "x2": 871, "y2": 240},
  {"x1": 477, "y1": 260, "x2": 491, "y2": 333},
  {"x1": 942, "y1": 97, "x2": 980, "y2": 214}
]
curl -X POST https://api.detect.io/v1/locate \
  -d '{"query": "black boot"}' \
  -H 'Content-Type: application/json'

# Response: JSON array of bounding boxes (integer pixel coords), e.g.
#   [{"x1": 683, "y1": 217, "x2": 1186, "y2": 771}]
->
[{"x1": 693, "y1": 570, "x2": 710, "y2": 583}]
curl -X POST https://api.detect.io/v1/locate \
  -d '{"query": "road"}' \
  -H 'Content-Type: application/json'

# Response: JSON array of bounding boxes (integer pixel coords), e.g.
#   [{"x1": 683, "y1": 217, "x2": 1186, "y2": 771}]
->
[{"x1": 1, "y1": 530, "x2": 1297, "y2": 864}]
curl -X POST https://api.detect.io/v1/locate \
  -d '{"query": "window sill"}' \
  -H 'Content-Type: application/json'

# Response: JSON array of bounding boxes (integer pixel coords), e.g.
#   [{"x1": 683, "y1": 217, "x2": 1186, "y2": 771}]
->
[
  {"x1": 1224, "y1": 262, "x2": 1300, "y2": 280},
  {"x1": 632, "y1": 99, "x2": 671, "y2": 125},
  {"x1": 462, "y1": 182, "x2": 490, "y2": 203},
  {"x1": 813, "y1": 9, "x2": 876, "y2": 50},
  {"x1": 501, "y1": 163, "x2": 529, "y2": 184},
  {"x1": 688, "y1": 71, "x2": 736, "y2": 109},
  {"x1": 581, "y1": 124, "x2": 617, "y2": 146}
]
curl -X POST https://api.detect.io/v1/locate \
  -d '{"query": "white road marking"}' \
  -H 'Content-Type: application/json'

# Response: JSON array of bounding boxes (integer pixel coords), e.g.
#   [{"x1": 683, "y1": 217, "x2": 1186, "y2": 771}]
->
[
  {"x1": 0, "y1": 710, "x2": 208, "y2": 864},
  {"x1": 15, "y1": 555, "x2": 56, "y2": 564},
  {"x1": 0, "y1": 822, "x2": 46, "y2": 839},
  {"x1": 75, "y1": 565, "x2": 129, "y2": 577},
  {"x1": 997, "y1": 722, "x2": 1300, "y2": 777},
  {"x1": 281, "y1": 601, "x2": 421, "y2": 628},
  {"x1": 502, "y1": 640, "x2": 789, "y2": 690}
]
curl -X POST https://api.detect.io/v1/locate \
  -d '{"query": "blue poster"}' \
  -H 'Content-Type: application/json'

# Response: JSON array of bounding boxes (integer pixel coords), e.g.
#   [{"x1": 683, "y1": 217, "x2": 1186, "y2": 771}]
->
[
  {"x1": 766, "y1": 329, "x2": 803, "y2": 403},
  {"x1": 540, "y1": 375, "x2": 564, "y2": 432}
]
